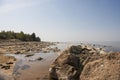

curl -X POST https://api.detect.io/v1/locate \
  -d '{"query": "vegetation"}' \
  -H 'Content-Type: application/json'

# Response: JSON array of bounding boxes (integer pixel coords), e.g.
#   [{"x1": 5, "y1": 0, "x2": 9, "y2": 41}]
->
[{"x1": 0, "y1": 31, "x2": 41, "y2": 42}]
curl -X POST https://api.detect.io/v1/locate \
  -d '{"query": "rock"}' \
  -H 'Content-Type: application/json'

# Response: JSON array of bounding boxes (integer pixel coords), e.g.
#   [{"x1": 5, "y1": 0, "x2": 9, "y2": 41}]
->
[
  {"x1": 25, "y1": 54, "x2": 34, "y2": 57},
  {"x1": 43, "y1": 50, "x2": 50, "y2": 53},
  {"x1": 49, "y1": 52, "x2": 82, "y2": 80},
  {"x1": 14, "y1": 51, "x2": 22, "y2": 54},
  {"x1": 80, "y1": 53, "x2": 120, "y2": 80},
  {"x1": 6, "y1": 62, "x2": 13, "y2": 64},
  {"x1": 53, "y1": 47, "x2": 60, "y2": 52},
  {"x1": 49, "y1": 45, "x2": 89, "y2": 80},
  {"x1": 69, "y1": 45, "x2": 82, "y2": 54},
  {"x1": 0, "y1": 55, "x2": 16, "y2": 71},
  {"x1": 49, "y1": 45, "x2": 120, "y2": 80},
  {"x1": 0, "y1": 40, "x2": 56, "y2": 54},
  {"x1": 0, "y1": 64, "x2": 2, "y2": 66},
  {"x1": 1, "y1": 64, "x2": 10, "y2": 70},
  {"x1": 36, "y1": 57, "x2": 43, "y2": 61}
]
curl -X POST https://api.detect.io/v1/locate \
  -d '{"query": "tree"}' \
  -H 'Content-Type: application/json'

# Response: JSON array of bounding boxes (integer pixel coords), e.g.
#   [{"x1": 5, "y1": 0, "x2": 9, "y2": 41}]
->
[
  {"x1": 35, "y1": 37, "x2": 41, "y2": 42},
  {"x1": 0, "y1": 31, "x2": 7, "y2": 39},
  {"x1": 31, "y1": 33, "x2": 36, "y2": 41},
  {"x1": 0, "y1": 31, "x2": 41, "y2": 42}
]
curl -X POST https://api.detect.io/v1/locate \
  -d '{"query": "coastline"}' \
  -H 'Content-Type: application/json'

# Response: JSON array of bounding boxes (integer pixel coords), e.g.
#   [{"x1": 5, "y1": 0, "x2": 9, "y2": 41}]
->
[
  {"x1": 0, "y1": 40, "x2": 59, "y2": 80},
  {"x1": 0, "y1": 40, "x2": 120, "y2": 80}
]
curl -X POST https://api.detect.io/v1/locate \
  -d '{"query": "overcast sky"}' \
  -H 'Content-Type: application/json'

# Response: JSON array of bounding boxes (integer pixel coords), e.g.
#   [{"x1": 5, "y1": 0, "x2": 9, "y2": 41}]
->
[{"x1": 0, "y1": 0, "x2": 120, "y2": 42}]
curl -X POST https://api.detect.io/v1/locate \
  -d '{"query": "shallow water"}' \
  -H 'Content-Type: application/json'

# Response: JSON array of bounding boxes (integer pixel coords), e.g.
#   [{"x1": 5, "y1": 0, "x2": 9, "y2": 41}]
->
[
  {"x1": 4, "y1": 43, "x2": 66, "y2": 80},
  {"x1": 90, "y1": 41, "x2": 120, "y2": 52},
  {"x1": 11, "y1": 53, "x2": 58, "y2": 80}
]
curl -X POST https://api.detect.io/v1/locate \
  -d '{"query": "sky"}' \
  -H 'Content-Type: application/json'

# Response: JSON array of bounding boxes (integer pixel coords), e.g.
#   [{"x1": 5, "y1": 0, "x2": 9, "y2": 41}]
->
[{"x1": 0, "y1": 0, "x2": 120, "y2": 42}]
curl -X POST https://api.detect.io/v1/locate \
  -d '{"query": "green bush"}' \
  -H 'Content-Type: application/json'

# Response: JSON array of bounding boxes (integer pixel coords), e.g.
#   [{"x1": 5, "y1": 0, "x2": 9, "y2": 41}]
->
[{"x1": 0, "y1": 31, "x2": 41, "y2": 42}]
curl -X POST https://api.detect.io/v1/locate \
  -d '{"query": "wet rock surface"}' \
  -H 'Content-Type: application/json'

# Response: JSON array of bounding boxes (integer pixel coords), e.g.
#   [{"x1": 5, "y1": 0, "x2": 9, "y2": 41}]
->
[{"x1": 49, "y1": 45, "x2": 120, "y2": 80}]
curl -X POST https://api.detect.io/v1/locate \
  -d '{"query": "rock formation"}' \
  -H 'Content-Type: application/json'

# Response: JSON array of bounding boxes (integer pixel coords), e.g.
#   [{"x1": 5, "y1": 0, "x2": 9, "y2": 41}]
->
[{"x1": 49, "y1": 45, "x2": 120, "y2": 80}]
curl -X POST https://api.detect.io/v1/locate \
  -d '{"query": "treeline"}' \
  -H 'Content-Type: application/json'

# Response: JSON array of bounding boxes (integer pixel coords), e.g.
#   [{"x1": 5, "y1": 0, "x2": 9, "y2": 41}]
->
[{"x1": 0, "y1": 31, "x2": 41, "y2": 42}]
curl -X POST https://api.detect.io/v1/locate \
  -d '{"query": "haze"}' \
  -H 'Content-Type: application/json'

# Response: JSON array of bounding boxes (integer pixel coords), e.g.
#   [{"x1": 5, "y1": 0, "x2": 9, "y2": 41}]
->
[{"x1": 0, "y1": 0, "x2": 120, "y2": 42}]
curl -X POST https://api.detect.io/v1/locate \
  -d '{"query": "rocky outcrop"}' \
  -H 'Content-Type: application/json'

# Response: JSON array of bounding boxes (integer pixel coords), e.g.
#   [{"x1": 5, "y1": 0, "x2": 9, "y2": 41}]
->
[
  {"x1": 0, "y1": 40, "x2": 56, "y2": 54},
  {"x1": 49, "y1": 45, "x2": 120, "y2": 80},
  {"x1": 49, "y1": 53, "x2": 82, "y2": 80},
  {"x1": 80, "y1": 52, "x2": 120, "y2": 80}
]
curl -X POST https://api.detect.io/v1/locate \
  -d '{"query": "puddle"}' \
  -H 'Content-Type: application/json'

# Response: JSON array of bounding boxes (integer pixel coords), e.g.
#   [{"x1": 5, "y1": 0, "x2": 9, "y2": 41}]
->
[{"x1": 10, "y1": 52, "x2": 58, "y2": 80}]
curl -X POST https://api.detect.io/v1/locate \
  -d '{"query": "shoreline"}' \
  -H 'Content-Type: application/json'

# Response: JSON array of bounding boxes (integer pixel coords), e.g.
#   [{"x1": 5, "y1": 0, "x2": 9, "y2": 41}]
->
[
  {"x1": 0, "y1": 40, "x2": 60, "y2": 80},
  {"x1": 0, "y1": 40, "x2": 56, "y2": 54},
  {"x1": 0, "y1": 40, "x2": 120, "y2": 80}
]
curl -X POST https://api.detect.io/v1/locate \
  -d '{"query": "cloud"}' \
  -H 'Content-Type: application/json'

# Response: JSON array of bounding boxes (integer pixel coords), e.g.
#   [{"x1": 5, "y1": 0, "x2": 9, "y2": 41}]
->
[{"x1": 0, "y1": 0, "x2": 40, "y2": 14}]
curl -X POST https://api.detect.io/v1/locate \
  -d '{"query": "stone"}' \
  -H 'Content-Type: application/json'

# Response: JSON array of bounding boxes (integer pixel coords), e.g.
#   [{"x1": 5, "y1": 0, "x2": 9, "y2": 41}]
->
[
  {"x1": 49, "y1": 53, "x2": 82, "y2": 80},
  {"x1": 1, "y1": 64, "x2": 10, "y2": 70},
  {"x1": 49, "y1": 45, "x2": 116, "y2": 80},
  {"x1": 69, "y1": 45, "x2": 82, "y2": 54},
  {"x1": 25, "y1": 54, "x2": 34, "y2": 57},
  {"x1": 6, "y1": 62, "x2": 13, "y2": 64},
  {"x1": 14, "y1": 51, "x2": 21, "y2": 54},
  {"x1": 36, "y1": 57, "x2": 43, "y2": 61}
]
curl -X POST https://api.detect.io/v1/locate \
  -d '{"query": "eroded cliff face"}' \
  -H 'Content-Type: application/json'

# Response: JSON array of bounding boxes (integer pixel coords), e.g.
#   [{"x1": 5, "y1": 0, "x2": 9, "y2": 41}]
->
[{"x1": 49, "y1": 45, "x2": 120, "y2": 80}]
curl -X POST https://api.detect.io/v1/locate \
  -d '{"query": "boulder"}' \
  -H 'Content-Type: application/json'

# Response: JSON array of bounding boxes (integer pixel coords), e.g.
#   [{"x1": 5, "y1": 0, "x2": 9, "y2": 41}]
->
[
  {"x1": 49, "y1": 45, "x2": 120, "y2": 80},
  {"x1": 49, "y1": 46, "x2": 84, "y2": 80},
  {"x1": 69, "y1": 45, "x2": 83, "y2": 54}
]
